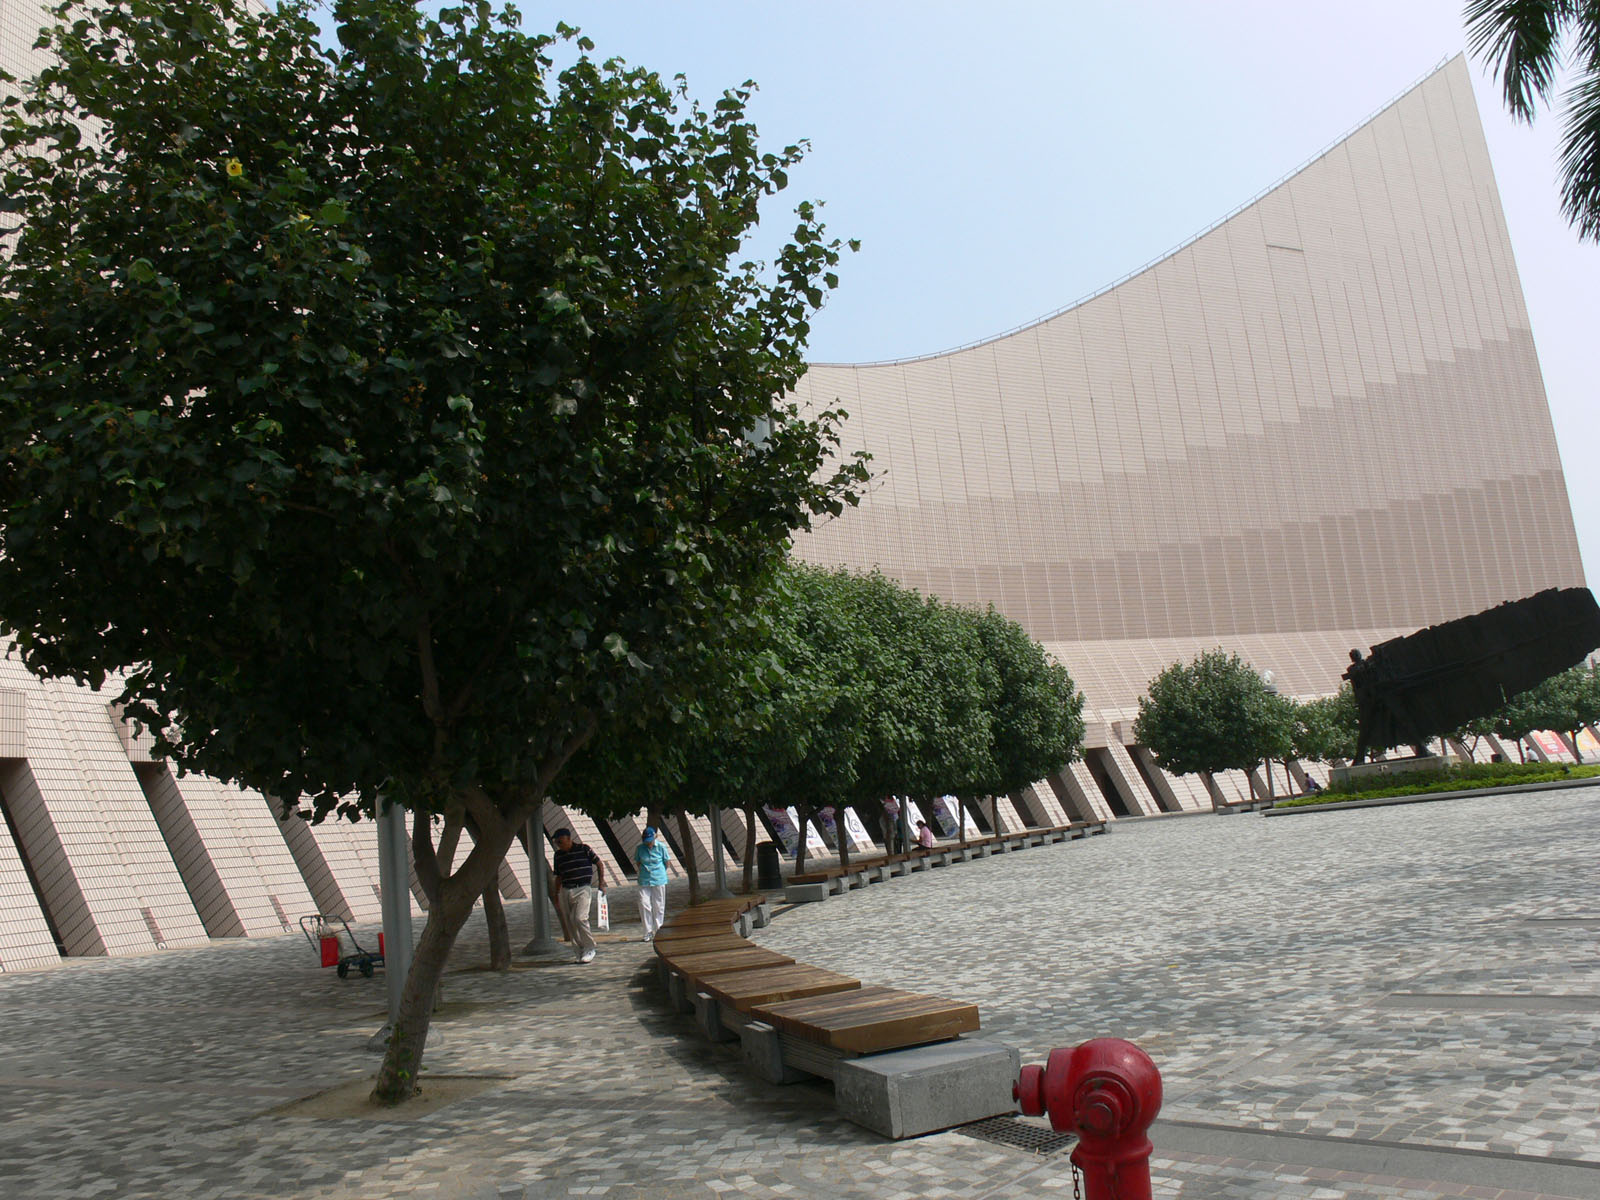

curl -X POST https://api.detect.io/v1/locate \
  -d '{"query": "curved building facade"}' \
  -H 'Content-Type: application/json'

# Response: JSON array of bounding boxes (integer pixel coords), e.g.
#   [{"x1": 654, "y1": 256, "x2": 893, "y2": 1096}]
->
[
  {"x1": 0, "y1": 34, "x2": 1585, "y2": 967},
  {"x1": 791, "y1": 57, "x2": 1585, "y2": 817}
]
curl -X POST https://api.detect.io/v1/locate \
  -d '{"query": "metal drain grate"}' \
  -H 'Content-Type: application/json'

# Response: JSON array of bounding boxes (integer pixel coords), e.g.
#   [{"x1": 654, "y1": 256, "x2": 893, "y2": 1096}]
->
[{"x1": 956, "y1": 1115, "x2": 1076, "y2": 1156}]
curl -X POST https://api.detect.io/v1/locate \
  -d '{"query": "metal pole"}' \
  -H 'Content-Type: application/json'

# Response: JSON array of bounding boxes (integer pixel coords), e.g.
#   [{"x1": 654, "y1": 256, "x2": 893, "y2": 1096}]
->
[
  {"x1": 368, "y1": 797, "x2": 415, "y2": 1050},
  {"x1": 521, "y1": 803, "x2": 563, "y2": 957},
  {"x1": 709, "y1": 803, "x2": 733, "y2": 898}
]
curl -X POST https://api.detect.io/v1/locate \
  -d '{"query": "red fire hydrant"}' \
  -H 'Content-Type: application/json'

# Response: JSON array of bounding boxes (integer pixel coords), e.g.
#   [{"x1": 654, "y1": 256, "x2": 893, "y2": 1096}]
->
[{"x1": 1014, "y1": 1038, "x2": 1162, "y2": 1200}]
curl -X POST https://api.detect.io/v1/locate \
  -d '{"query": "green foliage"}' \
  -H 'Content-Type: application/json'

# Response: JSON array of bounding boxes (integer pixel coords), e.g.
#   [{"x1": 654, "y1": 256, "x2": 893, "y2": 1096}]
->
[
  {"x1": 0, "y1": 0, "x2": 866, "y2": 823},
  {"x1": 1133, "y1": 649, "x2": 1295, "y2": 778},
  {"x1": 1292, "y1": 685, "x2": 1358, "y2": 764},
  {"x1": 1467, "y1": 0, "x2": 1600, "y2": 240},
  {"x1": 556, "y1": 564, "x2": 1084, "y2": 824},
  {"x1": 1491, "y1": 663, "x2": 1600, "y2": 756},
  {"x1": 952, "y1": 606, "x2": 1085, "y2": 797}
]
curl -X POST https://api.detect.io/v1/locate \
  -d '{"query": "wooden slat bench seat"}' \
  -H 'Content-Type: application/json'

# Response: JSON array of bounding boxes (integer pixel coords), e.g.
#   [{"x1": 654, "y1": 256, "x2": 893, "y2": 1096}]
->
[
  {"x1": 660, "y1": 946, "x2": 795, "y2": 978},
  {"x1": 751, "y1": 985, "x2": 981, "y2": 1054},
  {"x1": 704, "y1": 964, "x2": 861, "y2": 1012},
  {"x1": 665, "y1": 906, "x2": 754, "y2": 926},
  {"x1": 650, "y1": 932, "x2": 747, "y2": 955}
]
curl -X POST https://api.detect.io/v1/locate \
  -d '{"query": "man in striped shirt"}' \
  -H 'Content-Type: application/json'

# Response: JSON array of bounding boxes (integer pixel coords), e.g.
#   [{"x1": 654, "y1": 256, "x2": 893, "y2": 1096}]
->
[{"x1": 552, "y1": 828, "x2": 607, "y2": 963}]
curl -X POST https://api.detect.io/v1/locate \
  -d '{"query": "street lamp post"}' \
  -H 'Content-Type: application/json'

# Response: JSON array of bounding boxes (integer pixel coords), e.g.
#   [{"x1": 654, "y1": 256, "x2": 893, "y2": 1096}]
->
[
  {"x1": 522, "y1": 802, "x2": 564, "y2": 958},
  {"x1": 370, "y1": 796, "x2": 414, "y2": 1051}
]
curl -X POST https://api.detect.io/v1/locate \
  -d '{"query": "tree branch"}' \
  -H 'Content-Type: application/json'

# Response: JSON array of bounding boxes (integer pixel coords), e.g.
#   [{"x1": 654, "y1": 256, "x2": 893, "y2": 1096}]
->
[{"x1": 412, "y1": 811, "x2": 442, "y2": 900}]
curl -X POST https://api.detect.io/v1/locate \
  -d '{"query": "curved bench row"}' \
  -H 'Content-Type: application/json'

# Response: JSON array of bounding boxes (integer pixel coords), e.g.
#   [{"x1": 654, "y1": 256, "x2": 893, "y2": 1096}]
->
[
  {"x1": 650, "y1": 824, "x2": 1110, "y2": 1136},
  {"x1": 783, "y1": 819, "x2": 1106, "y2": 902}
]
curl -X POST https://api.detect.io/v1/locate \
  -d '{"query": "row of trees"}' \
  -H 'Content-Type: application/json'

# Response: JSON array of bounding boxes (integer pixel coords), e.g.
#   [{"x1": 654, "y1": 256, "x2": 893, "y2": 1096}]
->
[
  {"x1": 1134, "y1": 651, "x2": 1600, "y2": 800},
  {"x1": 552, "y1": 562, "x2": 1087, "y2": 888}
]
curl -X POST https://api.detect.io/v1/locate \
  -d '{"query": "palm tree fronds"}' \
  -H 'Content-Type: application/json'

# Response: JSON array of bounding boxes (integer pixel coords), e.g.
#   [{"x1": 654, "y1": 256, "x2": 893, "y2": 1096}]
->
[
  {"x1": 1466, "y1": 0, "x2": 1578, "y2": 119},
  {"x1": 1559, "y1": 63, "x2": 1600, "y2": 237}
]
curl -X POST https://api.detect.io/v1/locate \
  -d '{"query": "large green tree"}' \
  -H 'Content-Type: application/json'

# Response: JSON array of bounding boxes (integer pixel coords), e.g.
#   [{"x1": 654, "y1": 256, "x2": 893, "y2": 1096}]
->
[
  {"x1": 1492, "y1": 663, "x2": 1600, "y2": 761},
  {"x1": 1292, "y1": 685, "x2": 1359, "y2": 765},
  {"x1": 0, "y1": 0, "x2": 864, "y2": 1101},
  {"x1": 1467, "y1": 0, "x2": 1600, "y2": 238},
  {"x1": 948, "y1": 605, "x2": 1084, "y2": 833},
  {"x1": 1133, "y1": 650, "x2": 1295, "y2": 806}
]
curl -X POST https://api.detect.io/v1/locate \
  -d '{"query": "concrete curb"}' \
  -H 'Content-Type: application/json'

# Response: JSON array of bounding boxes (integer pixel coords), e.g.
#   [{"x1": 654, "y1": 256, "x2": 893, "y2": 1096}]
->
[{"x1": 1152, "y1": 1117, "x2": 1600, "y2": 1196}]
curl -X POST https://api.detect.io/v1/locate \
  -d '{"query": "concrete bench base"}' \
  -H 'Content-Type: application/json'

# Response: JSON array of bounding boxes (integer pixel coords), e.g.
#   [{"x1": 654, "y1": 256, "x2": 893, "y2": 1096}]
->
[
  {"x1": 834, "y1": 1038, "x2": 1021, "y2": 1139},
  {"x1": 741, "y1": 1020, "x2": 817, "y2": 1085},
  {"x1": 784, "y1": 882, "x2": 830, "y2": 903},
  {"x1": 693, "y1": 991, "x2": 738, "y2": 1043},
  {"x1": 667, "y1": 971, "x2": 695, "y2": 1014}
]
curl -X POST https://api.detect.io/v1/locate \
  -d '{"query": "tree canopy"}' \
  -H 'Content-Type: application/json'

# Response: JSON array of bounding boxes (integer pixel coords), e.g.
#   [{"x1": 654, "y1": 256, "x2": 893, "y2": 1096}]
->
[
  {"x1": 555, "y1": 562, "x2": 1084, "y2": 870},
  {"x1": 1133, "y1": 649, "x2": 1295, "y2": 781},
  {"x1": 1493, "y1": 663, "x2": 1600, "y2": 757},
  {"x1": 0, "y1": 0, "x2": 863, "y2": 1100},
  {"x1": 1292, "y1": 685, "x2": 1358, "y2": 765}
]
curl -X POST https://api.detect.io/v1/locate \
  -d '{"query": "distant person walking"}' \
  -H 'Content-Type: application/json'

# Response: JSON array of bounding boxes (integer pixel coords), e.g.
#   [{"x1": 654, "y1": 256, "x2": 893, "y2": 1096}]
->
[
  {"x1": 634, "y1": 825, "x2": 670, "y2": 942},
  {"x1": 883, "y1": 797, "x2": 903, "y2": 853},
  {"x1": 552, "y1": 828, "x2": 607, "y2": 964}
]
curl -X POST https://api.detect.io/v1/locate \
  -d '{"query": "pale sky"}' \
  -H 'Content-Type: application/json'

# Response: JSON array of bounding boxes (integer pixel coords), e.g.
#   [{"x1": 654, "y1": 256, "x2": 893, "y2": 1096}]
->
[{"x1": 540, "y1": 1, "x2": 1600, "y2": 585}]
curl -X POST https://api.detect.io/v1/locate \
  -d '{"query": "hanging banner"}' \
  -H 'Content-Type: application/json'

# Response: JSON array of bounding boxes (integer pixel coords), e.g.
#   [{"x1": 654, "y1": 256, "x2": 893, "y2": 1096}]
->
[
  {"x1": 928, "y1": 795, "x2": 980, "y2": 837},
  {"x1": 1530, "y1": 730, "x2": 1571, "y2": 761},
  {"x1": 790, "y1": 806, "x2": 827, "y2": 853},
  {"x1": 763, "y1": 806, "x2": 799, "y2": 857},
  {"x1": 814, "y1": 806, "x2": 843, "y2": 850},
  {"x1": 840, "y1": 805, "x2": 875, "y2": 850}
]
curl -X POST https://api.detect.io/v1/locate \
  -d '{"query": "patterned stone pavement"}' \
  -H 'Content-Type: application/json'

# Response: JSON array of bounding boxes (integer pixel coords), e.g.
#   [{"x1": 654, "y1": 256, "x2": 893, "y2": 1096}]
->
[{"x1": 2, "y1": 787, "x2": 1598, "y2": 1199}]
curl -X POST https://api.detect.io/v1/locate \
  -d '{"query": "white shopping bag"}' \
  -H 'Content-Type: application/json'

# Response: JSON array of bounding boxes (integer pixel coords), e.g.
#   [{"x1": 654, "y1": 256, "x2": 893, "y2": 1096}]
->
[{"x1": 592, "y1": 890, "x2": 610, "y2": 932}]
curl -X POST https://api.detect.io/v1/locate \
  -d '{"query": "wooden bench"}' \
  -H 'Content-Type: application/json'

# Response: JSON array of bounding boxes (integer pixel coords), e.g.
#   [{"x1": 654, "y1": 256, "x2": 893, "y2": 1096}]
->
[
  {"x1": 653, "y1": 893, "x2": 980, "y2": 1074},
  {"x1": 659, "y1": 946, "x2": 796, "y2": 977},
  {"x1": 754, "y1": 985, "x2": 980, "y2": 1054}
]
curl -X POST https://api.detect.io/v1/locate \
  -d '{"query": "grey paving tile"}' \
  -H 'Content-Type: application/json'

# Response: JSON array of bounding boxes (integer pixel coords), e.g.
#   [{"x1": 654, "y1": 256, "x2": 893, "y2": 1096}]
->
[{"x1": 3, "y1": 788, "x2": 1600, "y2": 1198}]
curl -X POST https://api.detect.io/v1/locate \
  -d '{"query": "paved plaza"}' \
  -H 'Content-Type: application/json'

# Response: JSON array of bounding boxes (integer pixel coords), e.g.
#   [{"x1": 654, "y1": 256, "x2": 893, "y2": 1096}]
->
[{"x1": 3, "y1": 789, "x2": 1599, "y2": 1199}]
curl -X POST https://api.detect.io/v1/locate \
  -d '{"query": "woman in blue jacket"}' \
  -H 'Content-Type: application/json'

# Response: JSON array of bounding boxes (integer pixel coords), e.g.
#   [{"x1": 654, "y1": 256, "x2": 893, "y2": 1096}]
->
[{"x1": 635, "y1": 826, "x2": 671, "y2": 941}]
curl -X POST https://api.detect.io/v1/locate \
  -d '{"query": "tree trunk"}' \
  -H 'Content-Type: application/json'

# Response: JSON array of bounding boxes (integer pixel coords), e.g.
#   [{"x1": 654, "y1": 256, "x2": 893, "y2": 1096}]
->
[
  {"x1": 373, "y1": 818, "x2": 512, "y2": 1105},
  {"x1": 795, "y1": 804, "x2": 811, "y2": 874},
  {"x1": 742, "y1": 804, "x2": 758, "y2": 893},
  {"x1": 483, "y1": 880, "x2": 510, "y2": 971},
  {"x1": 675, "y1": 811, "x2": 701, "y2": 905},
  {"x1": 958, "y1": 796, "x2": 968, "y2": 845},
  {"x1": 990, "y1": 794, "x2": 1002, "y2": 836},
  {"x1": 1262, "y1": 758, "x2": 1273, "y2": 804},
  {"x1": 837, "y1": 807, "x2": 851, "y2": 871},
  {"x1": 1202, "y1": 771, "x2": 1220, "y2": 811}
]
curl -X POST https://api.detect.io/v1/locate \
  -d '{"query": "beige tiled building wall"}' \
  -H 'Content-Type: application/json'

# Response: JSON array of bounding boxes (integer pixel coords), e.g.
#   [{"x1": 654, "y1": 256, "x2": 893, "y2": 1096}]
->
[
  {"x1": 0, "y1": 31, "x2": 1586, "y2": 967},
  {"x1": 792, "y1": 57, "x2": 1584, "y2": 817}
]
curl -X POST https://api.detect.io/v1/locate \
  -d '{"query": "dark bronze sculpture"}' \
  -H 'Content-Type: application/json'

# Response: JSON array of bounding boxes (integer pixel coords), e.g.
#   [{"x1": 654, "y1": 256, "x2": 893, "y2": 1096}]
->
[{"x1": 1344, "y1": 587, "x2": 1600, "y2": 762}]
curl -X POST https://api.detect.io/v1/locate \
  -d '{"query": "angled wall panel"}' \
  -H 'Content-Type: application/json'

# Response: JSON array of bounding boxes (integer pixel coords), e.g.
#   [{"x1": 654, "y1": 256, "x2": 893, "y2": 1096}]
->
[
  {"x1": 139, "y1": 767, "x2": 315, "y2": 938},
  {"x1": 0, "y1": 800, "x2": 60, "y2": 972},
  {"x1": 0, "y1": 669, "x2": 207, "y2": 956},
  {"x1": 275, "y1": 807, "x2": 384, "y2": 924}
]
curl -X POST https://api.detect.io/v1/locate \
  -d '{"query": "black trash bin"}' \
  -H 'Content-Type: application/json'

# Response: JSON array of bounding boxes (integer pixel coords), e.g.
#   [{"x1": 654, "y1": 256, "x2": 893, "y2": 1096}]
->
[{"x1": 756, "y1": 841, "x2": 784, "y2": 891}]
